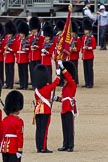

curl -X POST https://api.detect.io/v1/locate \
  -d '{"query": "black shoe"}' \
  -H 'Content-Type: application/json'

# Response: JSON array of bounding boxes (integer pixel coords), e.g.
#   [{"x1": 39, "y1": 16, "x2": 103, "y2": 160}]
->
[
  {"x1": 86, "y1": 85, "x2": 93, "y2": 88},
  {"x1": 58, "y1": 147, "x2": 67, "y2": 151},
  {"x1": 8, "y1": 86, "x2": 13, "y2": 89},
  {"x1": 100, "y1": 47, "x2": 107, "y2": 50},
  {"x1": 67, "y1": 148, "x2": 74, "y2": 152},
  {"x1": 37, "y1": 149, "x2": 41, "y2": 153},
  {"x1": 22, "y1": 87, "x2": 28, "y2": 90},
  {"x1": 81, "y1": 85, "x2": 87, "y2": 88},
  {"x1": 41, "y1": 149, "x2": 53, "y2": 153},
  {"x1": 3, "y1": 85, "x2": 9, "y2": 89}
]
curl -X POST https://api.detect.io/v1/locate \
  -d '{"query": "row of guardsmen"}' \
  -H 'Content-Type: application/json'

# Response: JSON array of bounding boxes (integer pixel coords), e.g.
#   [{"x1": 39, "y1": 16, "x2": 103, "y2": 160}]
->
[{"x1": 0, "y1": 16, "x2": 96, "y2": 90}]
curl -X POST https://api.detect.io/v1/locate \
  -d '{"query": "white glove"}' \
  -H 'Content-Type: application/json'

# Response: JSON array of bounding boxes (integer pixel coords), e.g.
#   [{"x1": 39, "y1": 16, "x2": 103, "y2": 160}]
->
[
  {"x1": 58, "y1": 60, "x2": 64, "y2": 69},
  {"x1": 56, "y1": 69, "x2": 61, "y2": 76},
  {"x1": 41, "y1": 48, "x2": 47, "y2": 53},
  {"x1": 16, "y1": 152, "x2": 22, "y2": 158}
]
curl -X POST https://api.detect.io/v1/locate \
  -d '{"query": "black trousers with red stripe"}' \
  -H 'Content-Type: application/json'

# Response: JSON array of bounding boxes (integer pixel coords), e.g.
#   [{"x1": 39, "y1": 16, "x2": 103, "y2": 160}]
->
[
  {"x1": 5, "y1": 63, "x2": 14, "y2": 88},
  {"x1": 2, "y1": 153, "x2": 21, "y2": 162},
  {"x1": 83, "y1": 59, "x2": 94, "y2": 87},
  {"x1": 35, "y1": 114, "x2": 51, "y2": 151},
  {"x1": 61, "y1": 111, "x2": 74, "y2": 149}
]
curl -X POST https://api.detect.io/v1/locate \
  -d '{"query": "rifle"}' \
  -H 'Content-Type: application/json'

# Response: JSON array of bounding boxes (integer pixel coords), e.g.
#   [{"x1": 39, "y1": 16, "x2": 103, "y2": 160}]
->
[
  {"x1": 0, "y1": 79, "x2": 4, "y2": 107},
  {"x1": 70, "y1": 34, "x2": 77, "y2": 51},
  {"x1": 41, "y1": 36, "x2": 55, "y2": 55},
  {"x1": 21, "y1": 37, "x2": 30, "y2": 50},
  {"x1": 31, "y1": 29, "x2": 42, "y2": 47},
  {"x1": 85, "y1": 32, "x2": 92, "y2": 47},
  {"x1": 0, "y1": 34, "x2": 4, "y2": 46},
  {"x1": 4, "y1": 35, "x2": 16, "y2": 53},
  {"x1": 32, "y1": 100, "x2": 36, "y2": 125}
]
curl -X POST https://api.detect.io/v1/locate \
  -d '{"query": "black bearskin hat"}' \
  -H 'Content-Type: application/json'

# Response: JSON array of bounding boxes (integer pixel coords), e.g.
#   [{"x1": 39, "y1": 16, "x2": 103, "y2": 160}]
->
[
  {"x1": 4, "y1": 90, "x2": 24, "y2": 115},
  {"x1": 29, "y1": 17, "x2": 41, "y2": 31},
  {"x1": 5, "y1": 20, "x2": 17, "y2": 35},
  {"x1": 42, "y1": 21, "x2": 52, "y2": 31},
  {"x1": 18, "y1": 21, "x2": 29, "y2": 36},
  {"x1": 63, "y1": 61, "x2": 76, "y2": 81},
  {"x1": 71, "y1": 21, "x2": 78, "y2": 33},
  {"x1": 82, "y1": 18, "x2": 92, "y2": 31},
  {"x1": 56, "y1": 20, "x2": 65, "y2": 31},
  {"x1": 14, "y1": 19, "x2": 24, "y2": 33},
  {"x1": 43, "y1": 24, "x2": 53, "y2": 38},
  {"x1": 33, "y1": 64, "x2": 50, "y2": 89},
  {"x1": 0, "y1": 23, "x2": 4, "y2": 35},
  {"x1": 84, "y1": 0, "x2": 91, "y2": 5}
]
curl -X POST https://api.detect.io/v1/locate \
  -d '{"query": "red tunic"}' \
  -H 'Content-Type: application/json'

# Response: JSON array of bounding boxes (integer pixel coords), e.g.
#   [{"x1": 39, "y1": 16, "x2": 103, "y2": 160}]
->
[
  {"x1": 3, "y1": 37, "x2": 16, "y2": 63},
  {"x1": 81, "y1": 35, "x2": 96, "y2": 60},
  {"x1": 69, "y1": 36, "x2": 81, "y2": 60},
  {"x1": 41, "y1": 38, "x2": 55, "y2": 66},
  {"x1": 0, "y1": 115, "x2": 24, "y2": 154},
  {"x1": 28, "y1": 35, "x2": 44, "y2": 61},
  {"x1": 15, "y1": 38, "x2": 29, "y2": 64},
  {"x1": 34, "y1": 77, "x2": 60, "y2": 114},
  {"x1": 61, "y1": 70, "x2": 77, "y2": 114}
]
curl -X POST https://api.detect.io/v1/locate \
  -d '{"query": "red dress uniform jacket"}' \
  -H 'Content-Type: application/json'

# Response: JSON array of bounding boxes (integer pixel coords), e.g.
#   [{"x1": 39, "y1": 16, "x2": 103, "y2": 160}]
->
[
  {"x1": 28, "y1": 35, "x2": 44, "y2": 61},
  {"x1": 69, "y1": 36, "x2": 81, "y2": 60},
  {"x1": 15, "y1": 38, "x2": 29, "y2": 64},
  {"x1": 61, "y1": 70, "x2": 77, "y2": 114},
  {"x1": 81, "y1": 35, "x2": 96, "y2": 60},
  {"x1": 41, "y1": 39, "x2": 55, "y2": 66},
  {"x1": 34, "y1": 77, "x2": 60, "y2": 114},
  {"x1": 0, "y1": 115, "x2": 24, "y2": 154},
  {"x1": 3, "y1": 37, "x2": 16, "y2": 63}
]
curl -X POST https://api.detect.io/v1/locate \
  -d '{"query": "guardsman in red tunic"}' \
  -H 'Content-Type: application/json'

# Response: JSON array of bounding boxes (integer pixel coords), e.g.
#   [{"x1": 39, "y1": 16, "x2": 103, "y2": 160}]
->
[
  {"x1": 0, "y1": 23, "x2": 5, "y2": 86},
  {"x1": 0, "y1": 90, "x2": 24, "y2": 162},
  {"x1": 54, "y1": 60, "x2": 78, "y2": 152},
  {"x1": 28, "y1": 17, "x2": 44, "y2": 89},
  {"x1": 41, "y1": 24, "x2": 55, "y2": 83},
  {"x1": 33, "y1": 64, "x2": 60, "y2": 153},
  {"x1": 15, "y1": 21, "x2": 29, "y2": 90},
  {"x1": 81, "y1": 18, "x2": 96, "y2": 88},
  {"x1": 3, "y1": 21, "x2": 17, "y2": 89},
  {"x1": 69, "y1": 20, "x2": 81, "y2": 84}
]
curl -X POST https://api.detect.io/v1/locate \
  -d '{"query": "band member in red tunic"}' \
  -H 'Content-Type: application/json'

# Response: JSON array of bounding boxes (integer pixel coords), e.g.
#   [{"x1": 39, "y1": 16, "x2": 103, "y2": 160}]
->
[
  {"x1": 81, "y1": 18, "x2": 96, "y2": 88},
  {"x1": 0, "y1": 90, "x2": 24, "y2": 162},
  {"x1": 33, "y1": 64, "x2": 60, "y2": 153},
  {"x1": 0, "y1": 23, "x2": 5, "y2": 86},
  {"x1": 41, "y1": 24, "x2": 55, "y2": 83},
  {"x1": 3, "y1": 21, "x2": 17, "y2": 89},
  {"x1": 54, "y1": 60, "x2": 78, "y2": 152},
  {"x1": 69, "y1": 20, "x2": 81, "y2": 84},
  {"x1": 28, "y1": 17, "x2": 44, "y2": 89},
  {"x1": 15, "y1": 21, "x2": 29, "y2": 90}
]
